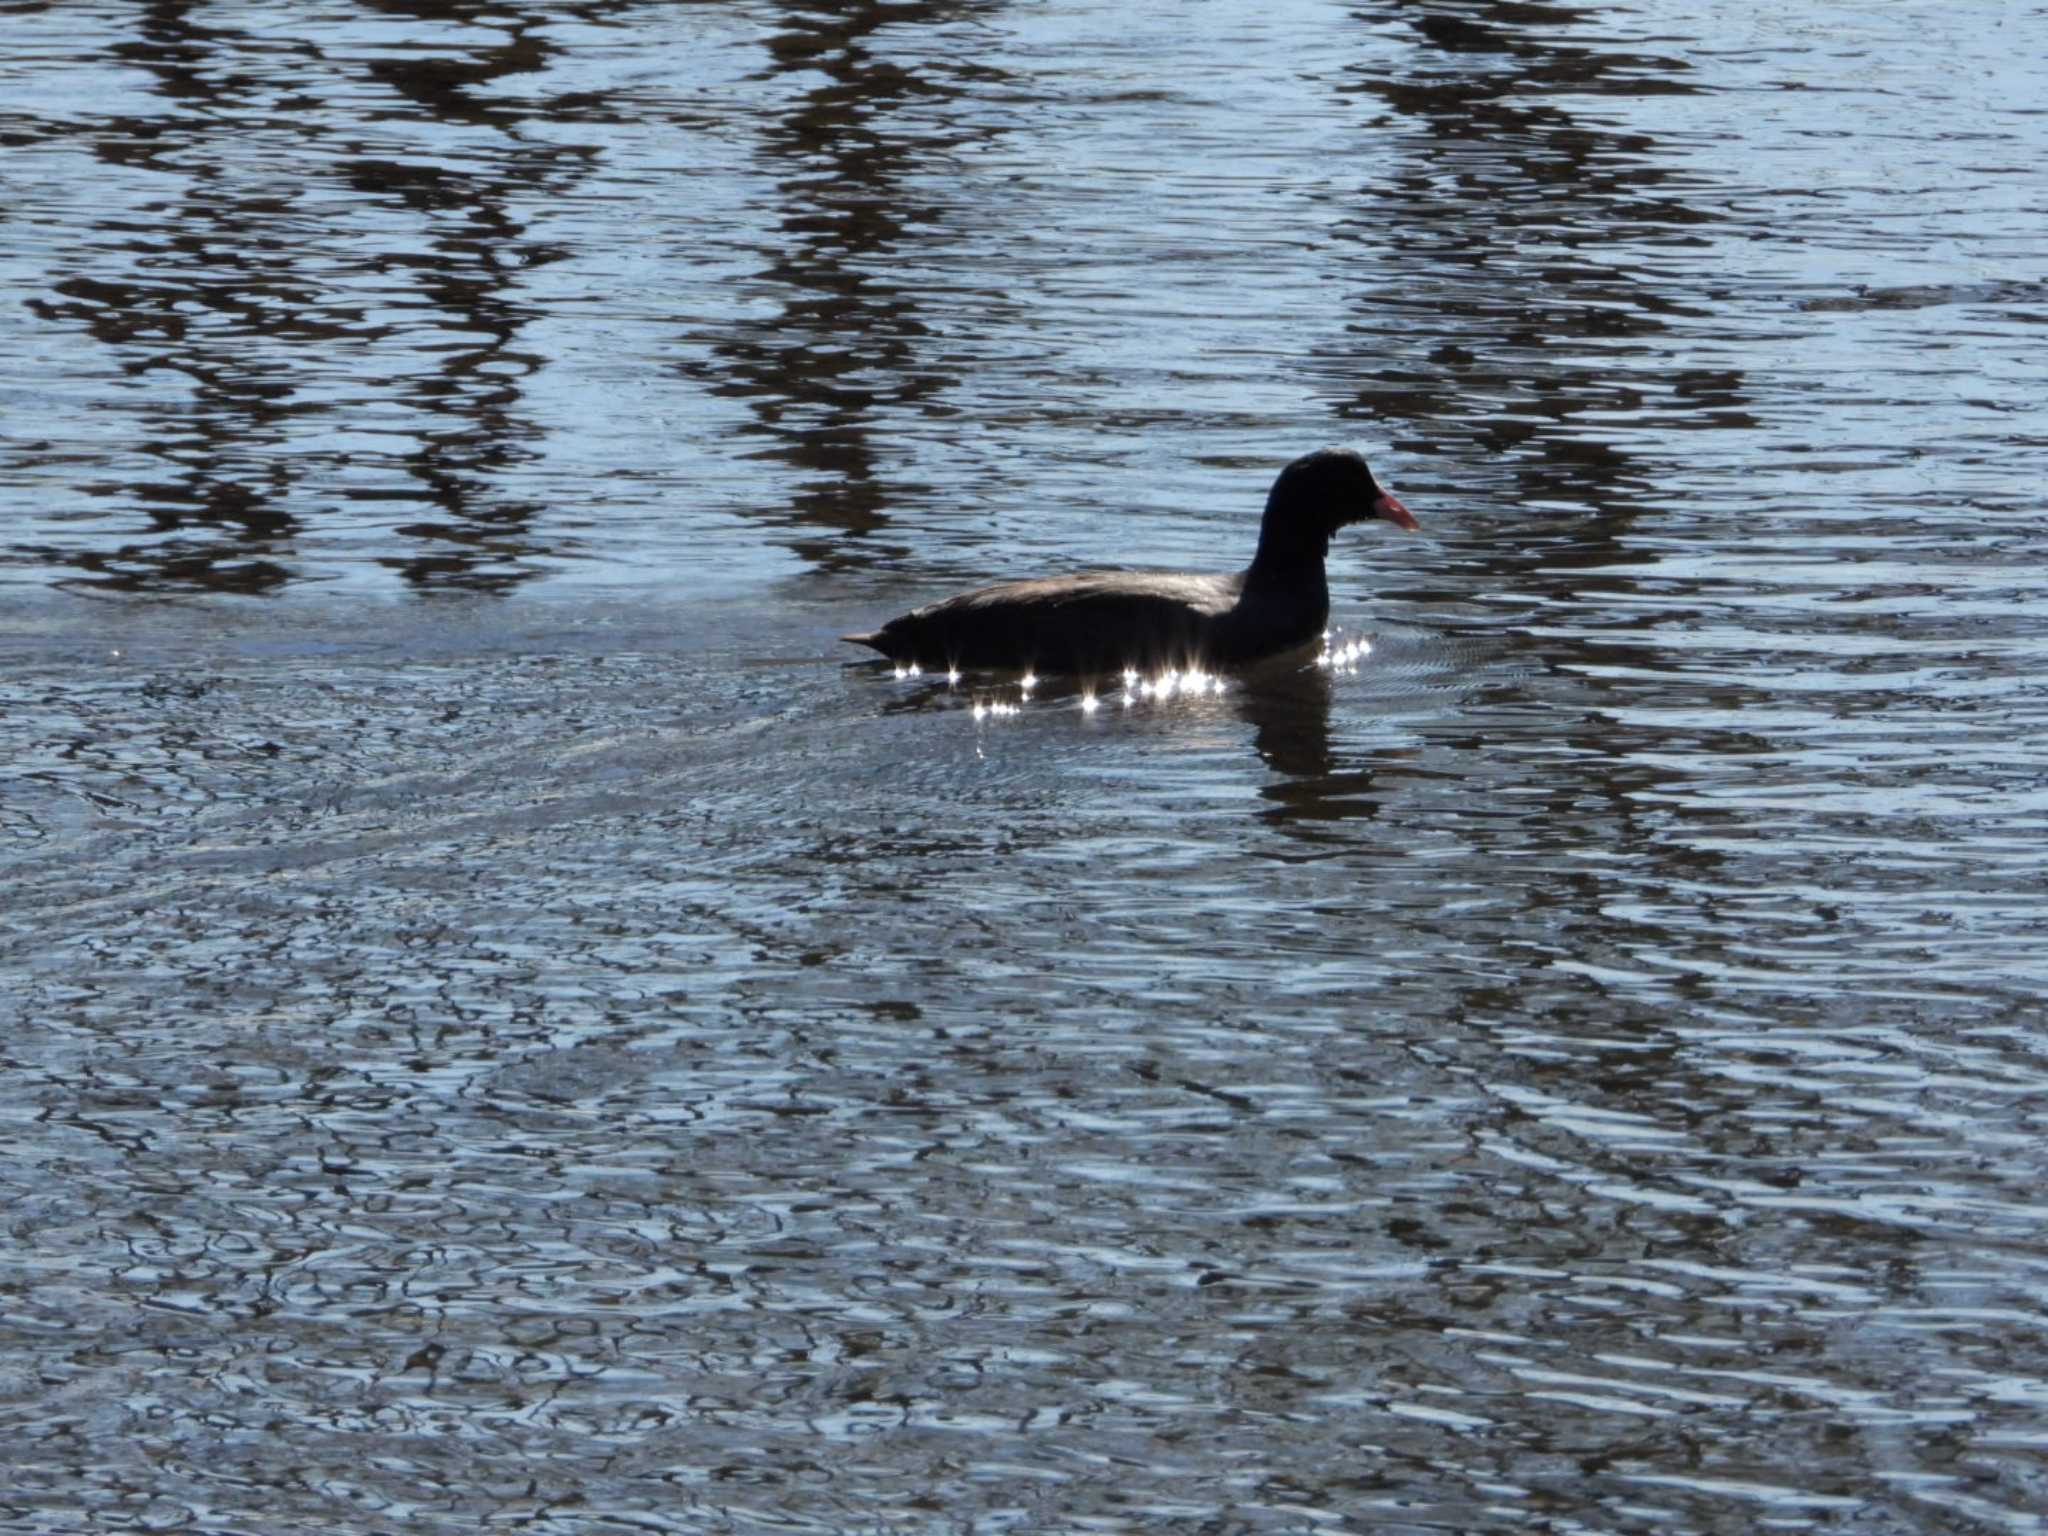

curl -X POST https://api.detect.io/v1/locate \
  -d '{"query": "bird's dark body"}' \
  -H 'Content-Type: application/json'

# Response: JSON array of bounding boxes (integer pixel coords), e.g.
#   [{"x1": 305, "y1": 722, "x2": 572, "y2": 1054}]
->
[{"x1": 849, "y1": 570, "x2": 1323, "y2": 675}]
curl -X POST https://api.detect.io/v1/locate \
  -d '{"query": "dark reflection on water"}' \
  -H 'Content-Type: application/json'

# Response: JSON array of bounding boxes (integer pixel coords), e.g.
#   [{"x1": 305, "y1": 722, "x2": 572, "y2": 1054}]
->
[
  {"x1": 686, "y1": 1, "x2": 986, "y2": 573},
  {"x1": 6, "y1": 0, "x2": 2048, "y2": 1533},
  {"x1": 13, "y1": 3, "x2": 598, "y2": 595},
  {"x1": 1335, "y1": 0, "x2": 1715, "y2": 522}
]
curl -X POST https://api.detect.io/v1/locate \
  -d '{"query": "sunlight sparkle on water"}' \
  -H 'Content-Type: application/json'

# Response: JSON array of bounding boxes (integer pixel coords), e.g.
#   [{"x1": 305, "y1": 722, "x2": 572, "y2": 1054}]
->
[
  {"x1": 954, "y1": 662, "x2": 1224, "y2": 725},
  {"x1": 1114, "y1": 668, "x2": 1225, "y2": 704},
  {"x1": 1316, "y1": 631, "x2": 1372, "y2": 673}
]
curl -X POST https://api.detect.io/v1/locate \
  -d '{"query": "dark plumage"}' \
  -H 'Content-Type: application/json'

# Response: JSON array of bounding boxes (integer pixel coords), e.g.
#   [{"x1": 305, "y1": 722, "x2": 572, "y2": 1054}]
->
[{"x1": 841, "y1": 447, "x2": 1418, "y2": 675}]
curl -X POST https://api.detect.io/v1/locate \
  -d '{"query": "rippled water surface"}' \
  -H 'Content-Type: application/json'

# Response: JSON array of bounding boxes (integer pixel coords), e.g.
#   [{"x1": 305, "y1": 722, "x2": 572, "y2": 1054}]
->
[{"x1": 5, "y1": 2, "x2": 2048, "y2": 1532}]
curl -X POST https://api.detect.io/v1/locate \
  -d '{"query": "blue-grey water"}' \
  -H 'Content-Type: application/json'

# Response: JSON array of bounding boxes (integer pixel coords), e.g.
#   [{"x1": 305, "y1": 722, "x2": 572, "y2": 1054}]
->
[{"x1": 4, "y1": 2, "x2": 2047, "y2": 1532}]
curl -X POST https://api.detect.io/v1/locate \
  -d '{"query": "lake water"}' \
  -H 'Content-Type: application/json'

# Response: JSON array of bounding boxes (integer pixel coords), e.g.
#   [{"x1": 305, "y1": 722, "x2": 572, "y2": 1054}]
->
[{"x1": 4, "y1": 2, "x2": 2048, "y2": 1532}]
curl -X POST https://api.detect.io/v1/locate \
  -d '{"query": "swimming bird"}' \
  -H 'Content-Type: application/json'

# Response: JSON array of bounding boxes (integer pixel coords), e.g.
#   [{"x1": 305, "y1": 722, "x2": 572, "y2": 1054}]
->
[{"x1": 841, "y1": 447, "x2": 1418, "y2": 675}]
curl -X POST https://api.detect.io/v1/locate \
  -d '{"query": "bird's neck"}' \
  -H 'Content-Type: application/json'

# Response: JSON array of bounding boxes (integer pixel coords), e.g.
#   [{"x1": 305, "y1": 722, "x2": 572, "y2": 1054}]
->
[{"x1": 1243, "y1": 523, "x2": 1331, "y2": 596}]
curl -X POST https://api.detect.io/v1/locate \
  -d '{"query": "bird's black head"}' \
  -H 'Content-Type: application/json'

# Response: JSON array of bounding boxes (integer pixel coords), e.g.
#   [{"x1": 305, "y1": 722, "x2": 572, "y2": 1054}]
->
[{"x1": 1265, "y1": 447, "x2": 1417, "y2": 534}]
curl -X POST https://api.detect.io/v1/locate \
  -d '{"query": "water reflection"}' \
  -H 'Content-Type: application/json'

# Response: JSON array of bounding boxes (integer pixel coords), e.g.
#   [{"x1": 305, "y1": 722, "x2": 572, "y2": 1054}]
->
[
  {"x1": 15, "y1": 4, "x2": 590, "y2": 594},
  {"x1": 862, "y1": 638, "x2": 1418, "y2": 838},
  {"x1": 26, "y1": 0, "x2": 316, "y2": 595},
  {"x1": 337, "y1": 146, "x2": 561, "y2": 596},
  {"x1": 1334, "y1": 0, "x2": 1723, "y2": 521},
  {"x1": 688, "y1": 1, "x2": 995, "y2": 574}
]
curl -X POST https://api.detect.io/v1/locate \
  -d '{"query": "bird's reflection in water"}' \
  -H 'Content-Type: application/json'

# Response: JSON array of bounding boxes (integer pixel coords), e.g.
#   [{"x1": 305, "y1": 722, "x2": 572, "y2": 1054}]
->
[
  {"x1": 1239, "y1": 665, "x2": 1399, "y2": 834},
  {"x1": 865, "y1": 628, "x2": 1362, "y2": 766},
  {"x1": 866, "y1": 625, "x2": 1424, "y2": 837}
]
